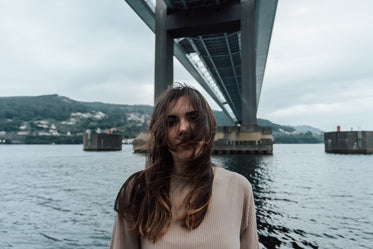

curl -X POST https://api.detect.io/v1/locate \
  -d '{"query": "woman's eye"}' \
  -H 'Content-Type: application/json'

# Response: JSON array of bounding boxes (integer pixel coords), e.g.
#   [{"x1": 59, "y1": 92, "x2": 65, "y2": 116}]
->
[
  {"x1": 168, "y1": 119, "x2": 177, "y2": 127},
  {"x1": 188, "y1": 114, "x2": 198, "y2": 122}
]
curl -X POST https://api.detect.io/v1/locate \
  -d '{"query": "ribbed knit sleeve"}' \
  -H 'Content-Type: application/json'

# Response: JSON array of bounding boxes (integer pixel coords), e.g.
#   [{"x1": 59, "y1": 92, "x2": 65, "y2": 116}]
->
[
  {"x1": 238, "y1": 177, "x2": 259, "y2": 249},
  {"x1": 110, "y1": 173, "x2": 141, "y2": 249},
  {"x1": 110, "y1": 214, "x2": 140, "y2": 249}
]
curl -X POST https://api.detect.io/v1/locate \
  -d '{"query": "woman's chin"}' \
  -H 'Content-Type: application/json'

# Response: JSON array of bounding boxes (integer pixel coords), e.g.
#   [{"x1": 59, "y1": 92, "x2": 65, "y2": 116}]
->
[{"x1": 172, "y1": 147, "x2": 195, "y2": 161}]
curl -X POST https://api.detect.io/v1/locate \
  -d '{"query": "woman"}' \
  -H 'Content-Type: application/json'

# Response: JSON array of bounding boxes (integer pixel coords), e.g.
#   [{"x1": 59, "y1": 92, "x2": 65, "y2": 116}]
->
[{"x1": 110, "y1": 86, "x2": 259, "y2": 249}]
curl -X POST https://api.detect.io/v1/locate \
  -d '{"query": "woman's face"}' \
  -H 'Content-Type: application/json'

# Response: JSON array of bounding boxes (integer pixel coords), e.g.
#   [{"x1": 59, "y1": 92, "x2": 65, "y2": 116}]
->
[{"x1": 166, "y1": 96, "x2": 201, "y2": 164}]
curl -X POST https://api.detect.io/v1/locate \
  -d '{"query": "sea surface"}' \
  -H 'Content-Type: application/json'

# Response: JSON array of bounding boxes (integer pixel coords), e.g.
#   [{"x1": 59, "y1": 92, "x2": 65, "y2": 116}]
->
[{"x1": 0, "y1": 144, "x2": 372, "y2": 249}]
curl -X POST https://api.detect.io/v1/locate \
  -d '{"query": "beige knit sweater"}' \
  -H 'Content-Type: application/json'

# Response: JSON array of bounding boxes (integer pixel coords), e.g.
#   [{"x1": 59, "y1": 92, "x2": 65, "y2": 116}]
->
[{"x1": 110, "y1": 167, "x2": 259, "y2": 249}]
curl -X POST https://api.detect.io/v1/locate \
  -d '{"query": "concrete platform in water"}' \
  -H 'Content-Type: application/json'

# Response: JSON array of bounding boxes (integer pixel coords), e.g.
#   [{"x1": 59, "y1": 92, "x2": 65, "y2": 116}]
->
[
  {"x1": 324, "y1": 131, "x2": 373, "y2": 154},
  {"x1": 83, "y1": 133, "x2": 122, "y2": 151},
  {"x1": 213, "y1": 126, "x2": 273, "y2": 154},
  {"x1": 133, "y1": 125, "x2": 273, "y2": 154}
]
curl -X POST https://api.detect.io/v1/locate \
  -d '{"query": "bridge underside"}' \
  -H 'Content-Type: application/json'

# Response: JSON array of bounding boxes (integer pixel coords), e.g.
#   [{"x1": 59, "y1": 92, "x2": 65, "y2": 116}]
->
[
  {"x1": 127, "y1": 0, "x2": 277, "y2": 153},
  {"x1": 126, "y1": 0, "x2": 278, "y2": 127}
]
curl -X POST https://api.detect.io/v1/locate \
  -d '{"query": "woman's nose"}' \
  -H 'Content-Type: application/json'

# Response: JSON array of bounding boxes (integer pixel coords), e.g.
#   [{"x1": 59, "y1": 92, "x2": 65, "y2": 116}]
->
[{"x1": 178, "y1": 118, "x2": 189, "y2": 134}]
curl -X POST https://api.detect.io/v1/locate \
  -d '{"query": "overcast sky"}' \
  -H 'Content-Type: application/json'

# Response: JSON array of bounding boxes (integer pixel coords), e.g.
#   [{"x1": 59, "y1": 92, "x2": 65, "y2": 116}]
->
[{"x1": 1, "y1": 0, "x2": 372, "y2": 131}]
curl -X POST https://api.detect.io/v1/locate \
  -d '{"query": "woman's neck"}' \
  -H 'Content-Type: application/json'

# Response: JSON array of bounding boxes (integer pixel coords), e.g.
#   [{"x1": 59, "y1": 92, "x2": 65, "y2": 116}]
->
[{"x1": 172, "y1": 160, "x2": 188, "y2": 176}]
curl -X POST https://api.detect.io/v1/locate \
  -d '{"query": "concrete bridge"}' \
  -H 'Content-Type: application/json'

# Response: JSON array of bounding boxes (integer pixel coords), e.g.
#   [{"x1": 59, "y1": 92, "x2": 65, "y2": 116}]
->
[{"x1": 127, "y1": 0, "x2": 278, "y2": 154}]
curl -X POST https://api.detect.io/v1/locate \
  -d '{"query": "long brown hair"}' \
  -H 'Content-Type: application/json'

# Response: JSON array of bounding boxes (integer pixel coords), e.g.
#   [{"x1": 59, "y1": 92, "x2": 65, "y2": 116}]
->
[{"x1": 114, "y1": 85, "x2": 217, "y2": 242}]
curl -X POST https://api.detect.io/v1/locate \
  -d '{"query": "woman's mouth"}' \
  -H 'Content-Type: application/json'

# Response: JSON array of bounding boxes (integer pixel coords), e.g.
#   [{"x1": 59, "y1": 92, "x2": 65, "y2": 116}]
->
[{"x1": 178, "y1": 142, "x2": 189, "y2": 147}]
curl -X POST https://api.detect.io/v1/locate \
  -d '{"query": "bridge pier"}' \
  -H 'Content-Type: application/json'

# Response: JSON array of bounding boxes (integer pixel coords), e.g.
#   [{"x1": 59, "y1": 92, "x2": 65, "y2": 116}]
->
[
  {"x1": 241, "y1": 0, "x2": 257, "y2": 127},
  {"x1": 154, "y1": 0, "x2": 174, "y2": 99},
  {"x1": 213, "y1": 126, "x2": 273, "y2": 154}
]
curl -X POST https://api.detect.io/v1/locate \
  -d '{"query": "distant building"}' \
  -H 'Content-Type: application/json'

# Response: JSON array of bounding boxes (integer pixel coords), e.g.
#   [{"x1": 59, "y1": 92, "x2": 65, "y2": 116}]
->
[
  {"x1": 38, "y1": 132, "x2": 51, "y2": 136},
  {"x1": 17, "y1": 131, "x2": 30, "y2": 135},
  {"x1": 127, "y1": 113, "x2": 149, "y2": 123}
]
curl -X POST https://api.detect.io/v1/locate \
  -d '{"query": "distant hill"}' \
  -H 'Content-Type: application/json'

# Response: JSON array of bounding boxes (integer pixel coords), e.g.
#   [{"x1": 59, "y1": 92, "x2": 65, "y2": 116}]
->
[
  {"x1": 0, "y1": 94, "x2": 296, "y2": 130},
  {"x1": 213, "y1": 111, "x2": 296, "y2": 133},
  {"x1": 81, "y1": 101, "x2": 153, "y2": 116},
  {"x1": 0, "y1": 94, "x2": 153, "y2": 140},
  {"x1": 258, "y1": 119, "x2": 295, "y2": 133},
  {"x1": 0, "y1": 94, "x2": 323, "y2": 144},
  {"x1": 0, "y1": 94, "x2": 153, "y2": 121},
  {"x1": 0, "y1": 94, "x2": 90, "y2": 121},
  {"x1": 294, "y1": 125, "x2": 324, "y2": 134}
]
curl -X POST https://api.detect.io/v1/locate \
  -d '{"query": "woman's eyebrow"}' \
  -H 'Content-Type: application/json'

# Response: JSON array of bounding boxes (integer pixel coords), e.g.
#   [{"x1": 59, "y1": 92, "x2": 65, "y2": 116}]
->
[
  {"x1": 185, "y1": 111, "x2": 198, "y2": 116},
  {"x1": 167, "y1": 110, "x2": 197, "y2": 117}
]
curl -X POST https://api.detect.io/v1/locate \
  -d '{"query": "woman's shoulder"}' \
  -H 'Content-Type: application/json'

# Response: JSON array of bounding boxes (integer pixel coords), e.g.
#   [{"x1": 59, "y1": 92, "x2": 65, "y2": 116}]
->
[
  {"x1": 214, "y1": 166, "x2": 252, "y2": 191},
  {"x1": 117, "y1": 170, "x2": 145, "y2": 200},
  {"x1": 119, "y1": 170, "x2": 145, "y2": 193},
  {"x1": 126, "y1": 170, "x2": 145, "y2": 182},
  {"x1": 114, "y1": 170, "x2": 145, "y2": 213}
]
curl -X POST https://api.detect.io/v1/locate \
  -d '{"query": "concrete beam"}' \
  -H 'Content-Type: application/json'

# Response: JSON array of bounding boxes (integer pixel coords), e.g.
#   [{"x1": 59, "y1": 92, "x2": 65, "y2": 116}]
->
[
  {"x1": 166, "y1": 2, "x2": 241, "y2": 38},
  {"x1": 240, "y1": 0, "x2": 257, "y2": 126},
  {"x1": 154, "y1": 0, "x2": 174, "y2": 100},
  {"x1": 125, "y1": 0, "x2": 155, "y2": 32}
]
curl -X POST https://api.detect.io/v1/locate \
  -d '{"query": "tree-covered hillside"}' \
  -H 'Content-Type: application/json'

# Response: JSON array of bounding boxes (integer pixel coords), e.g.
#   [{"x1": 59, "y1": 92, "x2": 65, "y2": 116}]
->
[
  {"x1": 213, "y1": 111, "x2": 296, "y2": 133},
  {"x1": 0, "y1": 94, "x2": 90, "y2": 121},
  {"x1": 0, "y1": 94, "x2": 323, "y2": 144},
  {"x1": 0, "y1": 95, "x2": 152, "y2": 142}
]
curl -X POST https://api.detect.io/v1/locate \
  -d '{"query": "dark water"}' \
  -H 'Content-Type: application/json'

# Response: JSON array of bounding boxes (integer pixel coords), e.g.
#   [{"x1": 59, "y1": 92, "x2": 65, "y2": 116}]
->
[{"x1": 0, "y1": 144, "x2": 372, "y2": 248}]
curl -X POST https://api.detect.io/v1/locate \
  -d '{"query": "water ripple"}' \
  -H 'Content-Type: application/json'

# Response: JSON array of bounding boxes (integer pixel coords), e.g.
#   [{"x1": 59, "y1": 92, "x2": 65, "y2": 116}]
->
[{"x1": 0, "y1": 144, "x2": 372, "y2": 248}]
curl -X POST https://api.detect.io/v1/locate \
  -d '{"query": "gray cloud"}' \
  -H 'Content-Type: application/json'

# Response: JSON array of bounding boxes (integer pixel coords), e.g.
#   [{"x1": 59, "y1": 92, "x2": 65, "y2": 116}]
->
[
  {"x1": 0, "y1": 0, "x2": 155, "y2": 103},
  {"x1": 1, "y1": 0, "x2": 372, "y2": 131},
  {"x1": 259, "y1": 0, "x2": 373, "y2": 130}
]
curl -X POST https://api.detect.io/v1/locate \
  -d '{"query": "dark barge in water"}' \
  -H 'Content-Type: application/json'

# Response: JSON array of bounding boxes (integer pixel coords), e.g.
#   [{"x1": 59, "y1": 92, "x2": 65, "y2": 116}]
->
[
  {"x1": 324, "y1": 130, "x2": 373, "y2": 154},
  {"x1": 83, "y1": 133, "x2": 122, "y2": 151}
]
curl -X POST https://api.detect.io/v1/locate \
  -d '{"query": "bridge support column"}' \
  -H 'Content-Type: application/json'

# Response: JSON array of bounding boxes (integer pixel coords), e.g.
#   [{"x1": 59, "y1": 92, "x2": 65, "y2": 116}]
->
[
  {"x1": 240, "y1": 0, "x2": 257, "y2": 128},
  {"x1": 155, "y1": 0, "x2": 173, "y2": 100}
]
